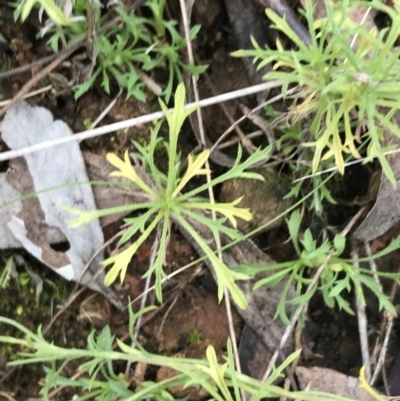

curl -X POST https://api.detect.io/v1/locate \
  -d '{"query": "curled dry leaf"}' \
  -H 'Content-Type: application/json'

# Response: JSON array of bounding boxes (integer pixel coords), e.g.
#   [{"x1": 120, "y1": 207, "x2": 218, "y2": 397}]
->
[
  {"x1": 299, "y1": 0, "x2": 377, "y2": 33},
  {"x1": 0, "y1": 151, "x2": 137, "y2": 249},
  {"x1": 0, "y1": 101, "x2": 124, "y2": 309},
  {"x1": 354, "y1": 111, "x2": 400, "y2": 242}
]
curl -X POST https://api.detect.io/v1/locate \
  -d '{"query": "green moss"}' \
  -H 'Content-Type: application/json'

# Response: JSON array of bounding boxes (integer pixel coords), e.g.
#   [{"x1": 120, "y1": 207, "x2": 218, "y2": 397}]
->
[{"x1": 185, "y1": 330, "x2": 203, "y2": 345}]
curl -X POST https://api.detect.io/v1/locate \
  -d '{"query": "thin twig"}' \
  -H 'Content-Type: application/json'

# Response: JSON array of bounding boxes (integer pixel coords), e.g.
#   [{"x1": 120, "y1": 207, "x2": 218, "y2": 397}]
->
[
  {"x1": 0, "y1": 367, "x2": 18, "y2": 386},
  {"x1": 0, "y1": 0, "x2": 146, "y2": 80},
  {"x1": 128, "y1": 260, "x2": 199, "y2": 307},
  {"x1": 0, "y1": 44, "x2": 82, "y2": 80},
  {"x1": 179, "y1": 0, "x2": 243, "y2": 385},
  {"x1": 0, "y1": 85, "x2": 53, "y2": 107},
  {"x1": 90, "y1": 88, "x2": 122, "y2": 129},
  {"x1": 371, "y1": 310, "x2": 394, "y2": 387},
  {"x1": 293, "y1": 145, "x2": 400, "y2": 182},
  {"x1": 0, "y1": 81, "x2": 283, "y2": 163},
  {"x1": 382, "y1": 365, "x2": 391, "y2": 395},
  {"x1": 156, "y1": 295, "x2": 179, "y2": 342},
  {"x1": 352, "y1": 248, "x2": 371, "y2": 380},
  {"x1": 43, "y1": 229, "x2": 125, "y2": 334},
  {"x1": 370, "y1": 250, "x2": 400, "y2": 386},
  {"x1": 240, "y1": 104, "x2": 276, "y2": 161},
  {"x1": 261, "y1": 206, "x2": 367, "y2": 382},
  {"x1": 364, "y1": 242, "x2": 380, "y2": 283},
  {"x1": 0, "y1": 43, "x2": 82, "y2": 117},
  {"x1": 210, "y1": 87, "x2": 299, "y2": 153},
  {"x1": 217, "y1": 130, "x2": 264, "y2": 150},
  {"x1": 0, "y1": 390, "x2": 16, "y2": 401},
  {"x1": 261, "y1": 260, "x2": 329, "y2": 383},
  {"x1": 134, "y1": 66, "x2": 162, "y2": 96},
  {"x1": 125, "y1": 228, "x2": 161, "y2": 375},
  {"x1": 0, "y1": 48, "x2": 79, "y2": 117},
  {"x1": 155, "y1": 264, "x2": 203, "y2": 343},
  {"x1": 197, "y1": 60, "x2": 257, "y2": 154}
]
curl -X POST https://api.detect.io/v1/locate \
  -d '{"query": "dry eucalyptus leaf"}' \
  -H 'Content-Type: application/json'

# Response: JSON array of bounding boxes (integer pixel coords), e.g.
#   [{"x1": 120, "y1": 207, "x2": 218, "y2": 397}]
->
[
  {"x1": 224, "y1": 0, "x2": 271, "y2": 103},
  {"x1": 0, "y1": 101, "x2": 123, "y2": 309},
  {"x1": 0, "y1": 151, "x2": 141, "y2": 249},
  {"x1": 300, "y1": 0, "x2": 377, "y2": 32},
  {"x1": 296, "y1": 366, "x2": 383, "y2": 401},
  {"x1": 354, "y1": 113, "x2": 400, "y2": 242},
  {"x1": 239, "y1": 324, "x2": 271, "y2": 380}
]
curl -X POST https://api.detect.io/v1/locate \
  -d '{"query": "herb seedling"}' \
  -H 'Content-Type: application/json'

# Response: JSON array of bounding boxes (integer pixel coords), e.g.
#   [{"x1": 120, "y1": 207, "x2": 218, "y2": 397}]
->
[
  {"x1": 67, "y1": 83, "x2": 272, "y2": 309},
  {"x1": 234, "y1": 0, "x2": 400, "y2": 184}
]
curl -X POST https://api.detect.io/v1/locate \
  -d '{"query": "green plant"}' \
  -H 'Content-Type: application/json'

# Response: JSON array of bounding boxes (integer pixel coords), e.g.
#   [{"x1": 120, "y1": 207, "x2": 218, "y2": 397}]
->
[
  {"x1": 234, "y1": 0, "x2": 400, "y2": 184},
  {"x1": 186, "y1": 329, "x2": 203, "y2": 345},
  {"x1": 82, "y1": 2, "x2": 206, "y2": 102},
  {"x1": 267, "y1": 108, "x2": 337, "y2": 215},
  {"x1": 43, "y1": 0, "x2": 93, "y2": 51},
  {"x1": 19, "y1": 0, "x2": 70, "y2": 25},
  {"x1": 66, "y1": 83, "x2": 272, "y2": 309},
  {"x1": 360, "y1": 366, "x2": 387, "y2": 401},
  {"x1": 0, "y1": 310, "x2": 362, "y2": 401},
  {"x1": 238, "y1": 209, "x2": 400, "y2": 324},
  {"x1": 15, "y1": 0, "x2": 207, "y2": 102},
  {"x1": 0, "y1": 25, "x2": 6, "y2": 43},
  {"x1": 0, "y1": 256, "x2": 15, "y2": 288},
  {"x1": 83, "y1": 117, "x2": 93, "y2": 130}
]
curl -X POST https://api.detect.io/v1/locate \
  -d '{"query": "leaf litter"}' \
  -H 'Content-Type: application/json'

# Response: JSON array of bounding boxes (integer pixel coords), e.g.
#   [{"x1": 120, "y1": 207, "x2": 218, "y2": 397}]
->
[
  {"x1": 3, "y1": 0, "x2": 400, "y2": 398},
  {"x1": 0, "y1": 100, "x2": 123, "y2": 310}
]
